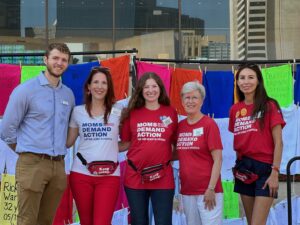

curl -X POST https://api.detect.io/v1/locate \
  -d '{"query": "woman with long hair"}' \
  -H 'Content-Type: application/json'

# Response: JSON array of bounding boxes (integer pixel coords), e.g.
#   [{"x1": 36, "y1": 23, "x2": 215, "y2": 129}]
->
[
  {"x1": 120, "y1": 72, "x2": 178, "y2": 225},
  {"x1": 67, "y1": 67, "x2": 122, "y2": 225},
  {"x1": 229, "y1": 63, "x2": 285, "y2": 225}
]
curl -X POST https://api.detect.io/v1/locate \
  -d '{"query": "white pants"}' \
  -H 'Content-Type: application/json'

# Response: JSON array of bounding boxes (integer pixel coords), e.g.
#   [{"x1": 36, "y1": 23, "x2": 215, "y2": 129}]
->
[{"x1": 182, "y1": 193, "x2": 223, "y2": 225}]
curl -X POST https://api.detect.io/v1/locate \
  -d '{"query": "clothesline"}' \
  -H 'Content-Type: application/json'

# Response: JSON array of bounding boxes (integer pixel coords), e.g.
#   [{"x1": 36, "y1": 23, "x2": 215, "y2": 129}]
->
[
  {"x1": 136, "y1": 57, "x2": 300, "y2": 65},
  {"x1": 0, "y1": 48, "x2": 138, "y2": 57}
]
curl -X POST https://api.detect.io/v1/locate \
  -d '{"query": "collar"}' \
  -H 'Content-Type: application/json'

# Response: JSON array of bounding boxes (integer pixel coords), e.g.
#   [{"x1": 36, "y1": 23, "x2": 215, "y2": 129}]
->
[{"x1": 38, "y1": 72, "x2": 62, "y2": 88}]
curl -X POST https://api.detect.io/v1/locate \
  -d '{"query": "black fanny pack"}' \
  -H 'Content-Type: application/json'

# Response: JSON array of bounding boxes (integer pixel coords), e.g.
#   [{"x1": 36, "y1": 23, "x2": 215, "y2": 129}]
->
[
  {"x1": 127, "y1": 159, "x2": 170, "y2": 183},
  {"x1": 232, "y1": 159, "x2": 259, "y2": 184},
  {"x1": 77, "y1": 152, "x2": 118, "y2": 176}
]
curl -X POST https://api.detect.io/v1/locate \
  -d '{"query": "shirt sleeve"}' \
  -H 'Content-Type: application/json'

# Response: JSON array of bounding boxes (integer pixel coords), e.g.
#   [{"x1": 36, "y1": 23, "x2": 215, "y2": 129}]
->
[
  {"x1": 69, "y1": 107, "x2": 79, "y2": 128},
  {"x1": 207, "y1": 119, "x2": 223, "y2": 151},
  {"x1": 0, "y1": 86, "x2": 28, "y2": 144},
  {"x1": 269, "y1": 101, "x2": 286, "y2": 129},
  {"x1": 228, "y1": 106, "x2": 235, "y2": 133}
]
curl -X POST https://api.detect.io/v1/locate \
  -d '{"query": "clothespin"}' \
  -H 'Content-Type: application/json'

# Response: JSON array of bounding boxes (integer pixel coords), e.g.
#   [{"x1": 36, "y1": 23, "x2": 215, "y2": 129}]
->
[
  {"x1": 198, "y1": 65, "x2": 202, "y2": 73},
  {"x1": 204, "y1": 66, "x2": 207, "y2": 74},
  {"x1": 208, "y1": 113, "x2": 210, "y2": 118},
  {"x1": 167, "y1": 62, "x2": 170, "y2": 70},
  {"x1": 212, "y1": 113, "x2": 215, "y2": 119},
  {"x1": 231, "y1": 65, "x2": 234, "y2": 74},
  {"x1": 173, "y1": 63, "x2": 176, "y2": 70},
  {"x1": 96, "y1": 55, "x2": 101, "y2": 63},
  {"x1": 19, "y1": 61, "x2": 22, "y2": 70},
  {"x1": 124, "y1": 92, "x2": 128, "y2": 98},
  {"x1": 292, "y1": 59, "x2": 296, "y2": 79}
]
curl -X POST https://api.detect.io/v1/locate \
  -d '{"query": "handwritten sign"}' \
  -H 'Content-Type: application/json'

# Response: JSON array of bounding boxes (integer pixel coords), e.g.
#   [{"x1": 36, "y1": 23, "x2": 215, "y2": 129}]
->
[
  {"x1": 0, "y1": 174, "x2": 18, "y2": 225},
  {"x1": 262, "y1": 64, "x2": 293, "y2": 107}
]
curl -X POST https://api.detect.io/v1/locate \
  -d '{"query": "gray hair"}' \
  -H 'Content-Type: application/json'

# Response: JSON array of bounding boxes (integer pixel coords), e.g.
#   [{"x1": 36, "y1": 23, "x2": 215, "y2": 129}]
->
[{"x1": 181, "y1": 81, "x2": 206, "y2": 99}]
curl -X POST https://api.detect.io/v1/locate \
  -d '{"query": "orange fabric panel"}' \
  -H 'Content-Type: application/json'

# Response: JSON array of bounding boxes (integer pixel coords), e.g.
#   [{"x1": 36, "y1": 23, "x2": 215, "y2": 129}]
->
[
  {"x1": 170, "y1": 67, "x2": 202, "y2": 116},
  {"x1": 101, "y1": 55, "x2": 130, "y2": 100}
]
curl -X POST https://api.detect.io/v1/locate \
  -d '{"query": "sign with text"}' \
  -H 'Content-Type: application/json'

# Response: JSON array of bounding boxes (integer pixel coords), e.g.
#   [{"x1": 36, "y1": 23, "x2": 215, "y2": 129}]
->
[{"x1": 0, "y1": 174, "x2": 18, "y2": 225}]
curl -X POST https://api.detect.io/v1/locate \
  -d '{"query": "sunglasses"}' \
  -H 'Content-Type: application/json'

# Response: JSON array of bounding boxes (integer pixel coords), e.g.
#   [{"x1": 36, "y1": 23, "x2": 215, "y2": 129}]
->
[{"x1": 91, "y1": 66, "x2": 110, "y2": 73}]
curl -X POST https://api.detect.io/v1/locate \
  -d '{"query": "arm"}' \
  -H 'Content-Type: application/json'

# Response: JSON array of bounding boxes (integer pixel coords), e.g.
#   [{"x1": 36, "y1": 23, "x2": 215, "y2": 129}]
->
[
  {"x1": 204, "y1": 149, "x2": 222, "y2": 210},
  {"x1": 262, "y1": 124, "x2": 283, "y2": 197},
  {"x1": 0, "y1": 87, "x2": 28, "y2": 150},
  {"x1": 66, "y1": 127, "x2": 79, "y2": 148},
  {"x1": 118, "y1": 141, "x2": 130, "y2": 152}
]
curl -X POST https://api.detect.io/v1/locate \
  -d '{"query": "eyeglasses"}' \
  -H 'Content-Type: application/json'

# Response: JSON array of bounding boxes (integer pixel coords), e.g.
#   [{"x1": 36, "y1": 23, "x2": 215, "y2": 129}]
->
[{"x1": 183, "y1": 96, "x2": 201, "y2": 102}]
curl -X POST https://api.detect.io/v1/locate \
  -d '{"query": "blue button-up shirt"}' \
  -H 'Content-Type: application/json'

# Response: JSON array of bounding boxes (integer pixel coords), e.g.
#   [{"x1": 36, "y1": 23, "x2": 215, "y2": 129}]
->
[{"x1": 0, "y1": 72, "x2": 75, "y2": 156}]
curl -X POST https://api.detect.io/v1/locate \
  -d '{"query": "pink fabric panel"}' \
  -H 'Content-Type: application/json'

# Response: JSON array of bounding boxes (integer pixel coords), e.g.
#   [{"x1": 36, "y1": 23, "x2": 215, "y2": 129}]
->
[
  {"x1": 0, "y1": 64, "x2": 21, "y2": 116},
  {"x1": 136, "y1": 61, "x2": 171, "y2": 95}
]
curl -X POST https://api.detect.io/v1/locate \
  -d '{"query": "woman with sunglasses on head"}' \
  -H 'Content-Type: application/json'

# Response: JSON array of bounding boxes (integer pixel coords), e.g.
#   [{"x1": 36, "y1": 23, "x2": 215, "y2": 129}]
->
[
  {"x1": 176, "y1": 81, "x2": 223, "y2": 225},
  {"x1": 119, "y1": 72, "x2": 178, "y2": 225},
  {"x1": 229, "y1": 63, "x2": 285, "y2": 225},
  {"x1": 66, "y1": 67, "x2": 123, "y2": 225}
]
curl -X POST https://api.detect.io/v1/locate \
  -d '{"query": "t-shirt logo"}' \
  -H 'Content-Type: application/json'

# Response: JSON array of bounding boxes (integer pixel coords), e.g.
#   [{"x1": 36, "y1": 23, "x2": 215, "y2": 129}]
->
[
  {"x1": 240, "y1": 108, "x2": 247, "y2": 117},
  {"x1": 235, "y1": 111, "x2": 240, "y2": 118}
]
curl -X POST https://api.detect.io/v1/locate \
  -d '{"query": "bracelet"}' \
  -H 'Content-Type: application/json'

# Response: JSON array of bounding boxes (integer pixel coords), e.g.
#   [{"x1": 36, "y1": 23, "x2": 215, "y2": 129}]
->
[
  {"x1": 207, "y1": 186, "x2": 215, "y2": 192},
  {"x1": 271, "y1": 165, "x2": 280, "y2": 173}
]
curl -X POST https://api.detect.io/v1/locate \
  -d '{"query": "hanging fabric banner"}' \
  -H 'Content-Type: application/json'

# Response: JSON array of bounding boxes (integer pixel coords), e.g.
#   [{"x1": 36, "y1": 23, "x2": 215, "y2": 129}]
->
[
  {"x1": 170, "y1": 68, "x2": 202, "y2": 115},
  {"x1": 222, "y1": 181, "x2": 239, "y2": 219},
  {"x1": 62, "y1": 61, "x2": 100, "y2": 105},
  {"x1": 202, "y1": 71, "x2": 234, "y2": 118},
  {"x1": 101, "y1": 55, "x2": 130, "y2": 100},
  {"x1": 0, "y1": 64, "x2": 21, "y2": 116},
  {"x1": 136, "y1": 61, "x2": 171, "y2": 95},
  {"x1": 21, "y1": 65, "x2": 45, "y2": 83},
  {"x1": 261, "y1": 64, "x2": 293, "y2": 108}
]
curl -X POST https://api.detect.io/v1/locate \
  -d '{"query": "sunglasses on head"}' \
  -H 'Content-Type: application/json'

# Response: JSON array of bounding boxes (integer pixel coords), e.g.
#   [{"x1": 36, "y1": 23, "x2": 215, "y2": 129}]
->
[{"x1": 91, "y1": 66, "x2": 110, "y2": 73}]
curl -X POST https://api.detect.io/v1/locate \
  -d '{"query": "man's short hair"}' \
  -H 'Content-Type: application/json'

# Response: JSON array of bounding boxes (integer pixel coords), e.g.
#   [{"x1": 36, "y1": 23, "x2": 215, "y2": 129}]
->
[{"x1": 45, "y1": 43, "x2": 71, "y2": 60}]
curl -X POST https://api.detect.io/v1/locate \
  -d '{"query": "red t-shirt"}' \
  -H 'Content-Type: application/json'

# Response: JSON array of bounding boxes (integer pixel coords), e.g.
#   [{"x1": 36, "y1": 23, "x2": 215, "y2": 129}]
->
[
  {"x1": 121, "y1": 105, "x2": 178, "y2": 189},
  {"x1": 177, "y1": 116, "x2": 223, "y2": 195},
  {"x1": 228, "y1": 101, "x2": 286, "y2": 164}
]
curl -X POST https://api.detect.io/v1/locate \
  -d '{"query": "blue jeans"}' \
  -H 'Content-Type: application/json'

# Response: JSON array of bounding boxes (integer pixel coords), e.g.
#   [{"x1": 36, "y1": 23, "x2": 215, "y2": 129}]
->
[{"x1": 125, "y1": 187, "x2": 174, "y2": 225}]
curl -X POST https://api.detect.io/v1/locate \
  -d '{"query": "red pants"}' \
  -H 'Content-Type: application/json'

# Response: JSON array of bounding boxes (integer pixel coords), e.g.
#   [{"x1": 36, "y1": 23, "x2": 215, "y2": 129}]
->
[{"x1": 70, "y1": 172, "x2": 120, "y2": 225}]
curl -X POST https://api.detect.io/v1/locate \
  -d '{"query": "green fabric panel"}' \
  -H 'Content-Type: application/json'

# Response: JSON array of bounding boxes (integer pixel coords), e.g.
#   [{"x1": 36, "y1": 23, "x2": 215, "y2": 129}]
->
[
  {"x1": 262, "y1": 64, "x2": 293, "y2": 107},
  {"x1": 21, "y1": 65, "x2": 45, "y2": 83},
  {"x1": 222, "y1": 180, "x2": 240, "y2": 219}
]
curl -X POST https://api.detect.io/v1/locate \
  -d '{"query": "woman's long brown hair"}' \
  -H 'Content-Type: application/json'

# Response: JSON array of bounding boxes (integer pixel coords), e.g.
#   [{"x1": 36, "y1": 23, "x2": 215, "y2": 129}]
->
[{"x1": 84, "y1": 67, "x2": 115, "y2": 124}]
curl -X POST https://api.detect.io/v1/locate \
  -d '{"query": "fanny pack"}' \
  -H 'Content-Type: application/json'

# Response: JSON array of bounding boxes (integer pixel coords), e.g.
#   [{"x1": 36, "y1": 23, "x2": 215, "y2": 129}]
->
[
  {"x1": 127, "y1": 159, "x2": 170, "y2": 183},
  {"x1": 232, "y1": 160, "x2": 259, "y2": 184},
  {"x1": 77, "y1": 152, "x2": 118, "y2": 176}
]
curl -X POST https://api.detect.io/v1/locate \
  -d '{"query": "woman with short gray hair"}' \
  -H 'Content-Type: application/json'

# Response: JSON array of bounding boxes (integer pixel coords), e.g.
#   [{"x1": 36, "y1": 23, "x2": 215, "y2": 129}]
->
[{"x1": 176, "y1": 81, "x2": 223, "y2": 225}]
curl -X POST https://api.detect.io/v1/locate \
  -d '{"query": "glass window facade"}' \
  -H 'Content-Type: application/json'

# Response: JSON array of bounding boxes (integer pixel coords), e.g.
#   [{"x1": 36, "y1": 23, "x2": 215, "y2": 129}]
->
[{"x1": 1, "y1": 0, "x2": 300, "y2": 63}]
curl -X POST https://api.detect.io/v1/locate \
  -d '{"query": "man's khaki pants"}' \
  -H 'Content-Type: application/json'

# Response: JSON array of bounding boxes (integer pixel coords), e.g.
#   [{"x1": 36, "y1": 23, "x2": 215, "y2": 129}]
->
[{"x1": 16, "y1": 153, "x2": 67, "y2": 225}]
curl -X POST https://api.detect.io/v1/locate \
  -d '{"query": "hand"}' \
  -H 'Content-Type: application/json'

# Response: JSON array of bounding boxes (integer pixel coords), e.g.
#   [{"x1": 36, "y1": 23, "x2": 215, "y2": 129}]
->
[
  {"x1": 262, "y1": 170, "x2": 279, "y2": 198},
  {"x1": 203, "y1": 189, "x2": 216, "y2": 211}
]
